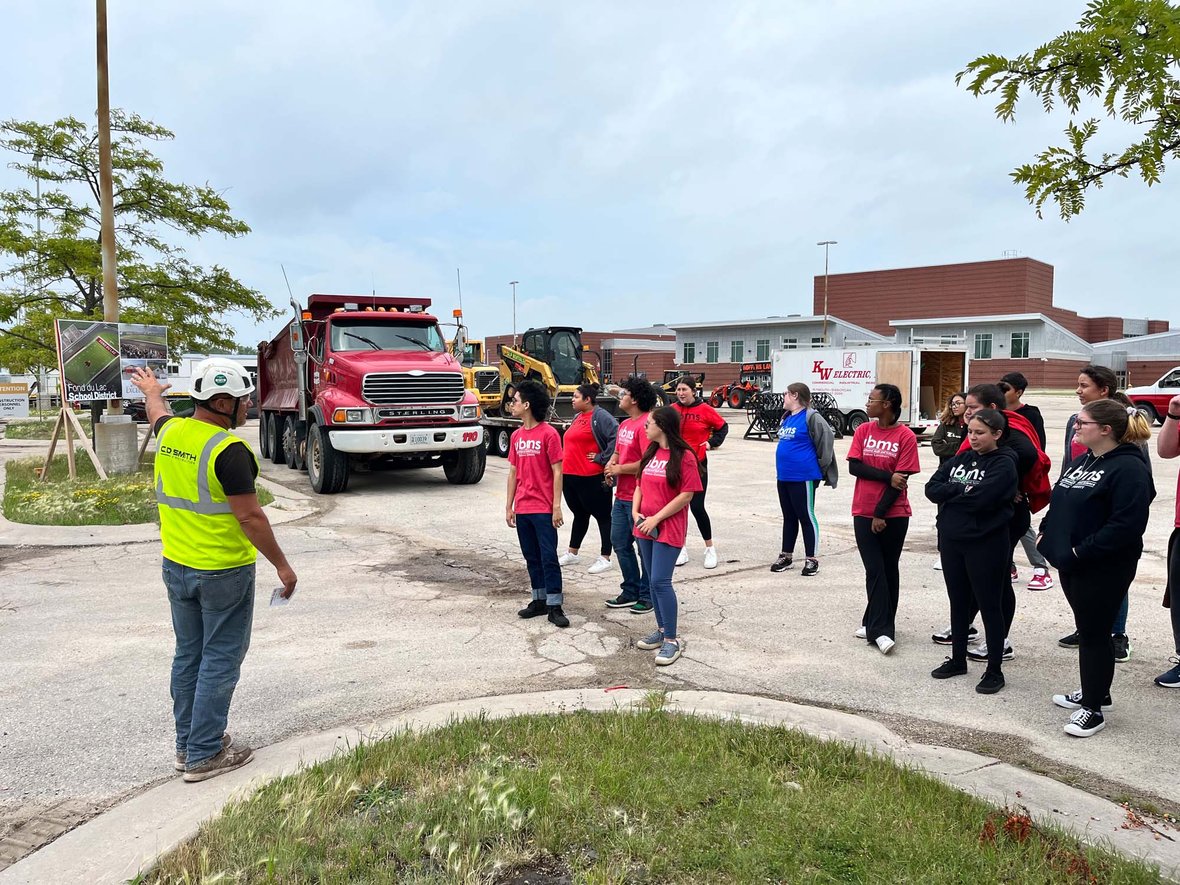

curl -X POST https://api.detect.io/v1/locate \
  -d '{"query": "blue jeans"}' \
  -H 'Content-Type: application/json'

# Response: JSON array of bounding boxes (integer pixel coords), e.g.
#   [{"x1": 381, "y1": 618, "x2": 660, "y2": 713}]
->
[
  {"x1": 1113, "y1": 592, "x2": 1129, "y2": 636},
  {"x1": 163, "y1": 558, "x2": 255, "y2": 768},
  {"x1": 637, "y1": 538, "x2": 681, "y2": 639},
  {"x1": 611, "y1": 498, "x2": 649, "y2": 605},
  {"x1": 516, "y1": 513, "x2": 563, "y2": 605}
]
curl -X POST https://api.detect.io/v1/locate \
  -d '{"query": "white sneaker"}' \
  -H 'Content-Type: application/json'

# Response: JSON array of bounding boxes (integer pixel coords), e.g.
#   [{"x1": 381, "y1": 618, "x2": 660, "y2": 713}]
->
[
  {"x1": 854, "y1": 626, "x2": 867, "y2": 639},
  {"x1": 557, "y1": 552, "x2": 580, "y2": 567},
  {"x1": 933, "y1": 559, "x2": 943, "y2": 571},
  {"x1": 587, "y1": 556, "x2": 612, "y2": 575},
  {"x1": 876, "y1": 636, "x2": 896, "y2": 655},
  {"x1": 703, "y1": 547, "x2": 719, "y2": 569},
  {"x1": 675, "y1": 547, "x2": 689, "y2": 567}
]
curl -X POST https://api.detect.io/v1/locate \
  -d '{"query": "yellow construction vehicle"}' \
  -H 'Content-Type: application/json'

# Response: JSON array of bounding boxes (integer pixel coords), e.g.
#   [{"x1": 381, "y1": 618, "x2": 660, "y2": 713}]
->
[
  {"x1": 448, "y1": 312, "x2": 502, "y2": 412},
  {"x1": 482, "y1": 326, "x2": 618, "y2": 457}
]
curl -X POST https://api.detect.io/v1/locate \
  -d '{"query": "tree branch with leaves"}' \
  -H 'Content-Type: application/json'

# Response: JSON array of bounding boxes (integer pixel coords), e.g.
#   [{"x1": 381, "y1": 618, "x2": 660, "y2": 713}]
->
[
  {"x1": 958, "y1": 0, "x2": 1180, "y2": 218},
  {"x1": 0, "y1": 111, "x2": 276, "y2": 372}
]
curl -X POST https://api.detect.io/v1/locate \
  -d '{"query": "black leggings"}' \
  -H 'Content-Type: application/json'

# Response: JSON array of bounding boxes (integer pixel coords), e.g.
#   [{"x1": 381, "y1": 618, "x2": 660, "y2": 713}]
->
[
  {"x1": 563, "y1": 474, "x2": 613, "y2": 557},
  {"x1": 855, "y1": 516, "x2": 909, "y2": 642},
  {"x1": 960, "y1": 507, "x2": 1030, "y2": 636},
  {"x1": 778, "y1": 480, "x2": 818, "y2": 558},
  {"x1": 1170, "y1": 528, "x2": 1180, "y2": 655},
  {"x1": 688, "y1": 460, "x2": 712, "y2": 542},
  {"x1": 940, "y1": 528, "x2": 1010, "y2": 673},
  {"x1": 1061, "y1": 562, "x2": 1137, "y2": 710}
]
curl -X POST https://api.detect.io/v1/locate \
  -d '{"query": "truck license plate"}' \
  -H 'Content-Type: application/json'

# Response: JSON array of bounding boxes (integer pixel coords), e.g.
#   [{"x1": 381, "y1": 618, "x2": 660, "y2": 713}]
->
[{"x1": 409, "y1": 432, "x2": 430, "y2": 445}]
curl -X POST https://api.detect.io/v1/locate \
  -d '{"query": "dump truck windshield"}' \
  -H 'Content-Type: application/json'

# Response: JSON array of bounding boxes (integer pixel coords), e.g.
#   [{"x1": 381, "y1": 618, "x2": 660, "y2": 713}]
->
[{"x1": 330, "y1": 320, "x2": 446, "y2": 353}]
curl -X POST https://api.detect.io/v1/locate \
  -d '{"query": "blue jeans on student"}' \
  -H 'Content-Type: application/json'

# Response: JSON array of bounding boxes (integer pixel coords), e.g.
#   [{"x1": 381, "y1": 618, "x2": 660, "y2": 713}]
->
[
  {"x1": 516, "y1": 513, "x2": 563, "y2": 605},
  {"x1": 1113, "y1": 593, "x2": 1129, "y2": 636},
  {"x1": 637, "y1": 538, "x2": 681, "y2": 639},
  {"x1": 611, "y1": 498, "x2": 649, "y2": 605},
  {"x1": 163, "y1": 558, "x2": 256, "y2": 768}
]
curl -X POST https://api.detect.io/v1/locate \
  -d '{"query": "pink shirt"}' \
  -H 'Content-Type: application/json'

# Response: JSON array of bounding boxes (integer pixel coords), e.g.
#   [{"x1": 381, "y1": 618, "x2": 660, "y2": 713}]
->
[
  {"x1": 508, "y1": 423, "x2": 563, "y2": 514},
  {"x1": 847, "y1": 420, "x2": 921, "y2": 519},
  {"x1": 634, "y1": 449, "x2": 704, "y2": 549},
  {"x1": 613, "y1": 415, "x2": 648, "y2": 502}
]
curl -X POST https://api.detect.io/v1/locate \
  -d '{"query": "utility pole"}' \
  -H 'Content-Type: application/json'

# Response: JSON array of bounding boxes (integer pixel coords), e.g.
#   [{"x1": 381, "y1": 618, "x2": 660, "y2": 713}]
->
[
  {"x1": 96, "y1": 0, "x2": 121, "y2": 415},
  {"x1": 817, "y1": 240, "x2": 837, "y2": 345},
  {"x1": 510, "y1": 280, "x2": 519, "y2": 347}
]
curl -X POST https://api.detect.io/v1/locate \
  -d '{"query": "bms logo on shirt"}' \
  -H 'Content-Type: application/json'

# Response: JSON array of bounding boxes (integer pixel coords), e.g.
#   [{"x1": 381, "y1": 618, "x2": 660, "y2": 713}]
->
[
  {"x1": 516, "y1": 439, "x2": 543, "y2": 455},
  {"x1": 777, "y1": 425, "x2": 797, "y2": 440},
  {"x1": 1060, "y1": 465, "x2": 1105, "y2": 491},
  {"x1": 645, "y1": 456, "x2": 668, "y2": 477},
  {"x1": 618, "y1": 427, "x2": 635, "y2": 446},
  {"x1": 949, "y1": 462, "x2": 984, "y2": 487},
  {"x1": 863, "y1": 435, "x2": 899, "y2": 455}
]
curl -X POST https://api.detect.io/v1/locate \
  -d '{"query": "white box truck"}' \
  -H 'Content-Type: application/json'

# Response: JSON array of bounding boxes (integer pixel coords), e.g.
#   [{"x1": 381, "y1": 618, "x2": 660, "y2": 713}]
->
[{"x1": 771, "y1": 345, "x2": 970, "y2": 435}]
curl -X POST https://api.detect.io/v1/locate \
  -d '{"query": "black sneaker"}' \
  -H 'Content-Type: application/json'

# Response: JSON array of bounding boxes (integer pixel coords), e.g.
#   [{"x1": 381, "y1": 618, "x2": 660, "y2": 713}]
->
[
  {"x1": 1064, "y1": 707, "x2": 1105, "y2": 737},
  {"x1": 931, "y1": 658, "x2": 968, "y2": 679},
  {"x1": 1058, "y1": 631, "x2": 1080, "y2": 648},
  {"x1": 770, "y1": 553, "x2": 793, "y2": 573},
  {"x1": 604, "y1": 595, "x2": 635, "y2": 609},
  {"x1": 976, "y1": 670, "x2": 1005, "y2": 694},
  {"x1": 629, "y1": 601, "x2": 654, "y2": 614},
  {"x1": 1112, "y1": 633, "x2": 1131, "y2": 663},
  {"x1": 1052, "y1": 689, "x2": 1113, "y2": 711},
  {"x1": 547, "y1": 605, "x2": 570, "y2": 628},
  {"x1": 518, "y1": 600, "x2": 547, "y2": 619},
  {"x1": 931, "y1": 625, "x2": 978, "y2": 645},
  {"x1": 800, "y1": 558, "x2": 819, "y2": 577}
]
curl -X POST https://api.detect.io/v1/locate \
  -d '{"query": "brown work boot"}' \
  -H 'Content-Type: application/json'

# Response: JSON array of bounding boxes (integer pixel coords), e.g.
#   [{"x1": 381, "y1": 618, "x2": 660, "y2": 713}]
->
[
  {"x1": 174, "y1": 733, "x2": 231, "y2": 771},
  {"x1": 182, "y1": 744, "x2": 254, "y2": 783}
]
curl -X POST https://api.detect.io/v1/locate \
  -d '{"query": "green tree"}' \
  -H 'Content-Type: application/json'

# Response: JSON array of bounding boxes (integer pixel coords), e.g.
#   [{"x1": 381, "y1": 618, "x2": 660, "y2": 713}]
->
[
  {"x1": 0, "y1": 111, "x2": 275, "y2": 371},
  {"x1": 959, "y1": 0, "x2": 1180, "y2": 219}
]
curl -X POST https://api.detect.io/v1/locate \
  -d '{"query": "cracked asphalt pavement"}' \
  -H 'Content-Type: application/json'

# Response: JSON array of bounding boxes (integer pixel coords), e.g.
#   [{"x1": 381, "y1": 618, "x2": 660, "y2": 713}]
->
[{"x1": 1, "y1": 392, "x2": 1178, "y2": 845}]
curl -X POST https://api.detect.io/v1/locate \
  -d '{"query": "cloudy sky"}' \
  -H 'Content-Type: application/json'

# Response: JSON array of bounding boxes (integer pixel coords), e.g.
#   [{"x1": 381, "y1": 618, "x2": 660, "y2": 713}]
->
[{"x1": 2, "y1": 1, "x2": 1175, "y2": 346}]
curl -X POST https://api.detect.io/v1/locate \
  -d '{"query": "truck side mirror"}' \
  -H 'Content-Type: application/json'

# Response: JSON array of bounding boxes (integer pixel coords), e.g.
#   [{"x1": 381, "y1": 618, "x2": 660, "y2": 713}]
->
[
  {"x1": 289, "y1": 321, "x2": 305, "y2": 353},
  {"x1": 453, "y1": 325, "x2": 469, "y2": 365}
]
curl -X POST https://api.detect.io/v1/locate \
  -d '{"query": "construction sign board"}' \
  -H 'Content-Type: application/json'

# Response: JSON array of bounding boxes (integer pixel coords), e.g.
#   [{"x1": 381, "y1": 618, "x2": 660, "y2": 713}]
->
[
  {"x1": 55, "y1": 320, "x2": 169, "y2": 402},
  {"x1": 0, "y1": 382, "x2": 30, "y2": 418}
]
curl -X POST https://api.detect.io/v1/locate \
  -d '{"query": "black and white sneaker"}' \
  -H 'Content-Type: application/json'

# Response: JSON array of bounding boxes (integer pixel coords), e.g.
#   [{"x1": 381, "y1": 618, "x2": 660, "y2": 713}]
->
[
  {"x1": 1064, "y1": 707, "x2": 1105, "y2": 737},
  {"x1": 800, "y1": 558, "x2": 819, "y2": 577},
  {"x1": 1052, "y1": 689, "x2": 1113, "y2": 711},
  {"x1": 967, "y1": 640, "x2": 1014, "y2": 662},
  {"x1": 770, "y1": 553, "x2": 794, "y2": 573},
  {"x1": 931, "y1": 625, "x2": 977, "y2": 646},
  {"x1": 1155, "y1": 657, "x2": 1180, "y2": 688},
  {"x1": 604, "y1": 595, "x2": 635, "y2": 609},
  {"x1": 1112, "y1": 633, "x2": 1132, "y2": 663},
  {"x1": 1058, "y1": 631, "x2": 1080, "y2": 648}
]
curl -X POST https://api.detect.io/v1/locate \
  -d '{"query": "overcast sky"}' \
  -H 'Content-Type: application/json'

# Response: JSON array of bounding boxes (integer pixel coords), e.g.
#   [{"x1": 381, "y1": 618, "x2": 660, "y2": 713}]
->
[{"x1": 2, "y1": 1, "x2": 1175, "y2": 347}]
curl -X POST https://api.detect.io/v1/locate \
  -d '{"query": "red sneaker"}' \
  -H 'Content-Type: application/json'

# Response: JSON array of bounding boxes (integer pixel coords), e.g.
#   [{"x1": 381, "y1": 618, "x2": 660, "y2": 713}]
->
[{"x1": 1027, "y1": 568, "x2": 1054, "y2": 591}]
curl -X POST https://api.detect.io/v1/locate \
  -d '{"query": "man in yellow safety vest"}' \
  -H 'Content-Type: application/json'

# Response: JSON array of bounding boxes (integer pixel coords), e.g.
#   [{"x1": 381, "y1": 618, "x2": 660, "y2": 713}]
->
[{"x1": 131, "y1": 359, "x2": 297, "y2": 783}]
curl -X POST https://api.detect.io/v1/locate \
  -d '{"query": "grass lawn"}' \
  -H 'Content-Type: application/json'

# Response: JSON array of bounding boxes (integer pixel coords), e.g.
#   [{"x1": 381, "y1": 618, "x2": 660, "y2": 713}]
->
[
  {"x1": 2, "y1": 416, "x2": 90, "y2": 440},
  {"x1": 143, "y1": 707, "x2": 1163, "y2": 884},
  {"x1": 2, "y1": 454, "x2": 274, "y2": 526}
]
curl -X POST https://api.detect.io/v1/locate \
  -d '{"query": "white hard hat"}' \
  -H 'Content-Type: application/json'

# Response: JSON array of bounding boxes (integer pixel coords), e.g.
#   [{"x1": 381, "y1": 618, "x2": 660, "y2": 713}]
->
[{"x1": 190, "y1": 358, "x2": 255, "y2": 401}]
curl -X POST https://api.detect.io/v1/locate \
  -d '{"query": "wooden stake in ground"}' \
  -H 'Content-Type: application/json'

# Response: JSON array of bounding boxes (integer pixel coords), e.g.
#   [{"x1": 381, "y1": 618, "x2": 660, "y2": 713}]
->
[{"x1": 40, "y1": 407, "x2": 109, "y2": 481}]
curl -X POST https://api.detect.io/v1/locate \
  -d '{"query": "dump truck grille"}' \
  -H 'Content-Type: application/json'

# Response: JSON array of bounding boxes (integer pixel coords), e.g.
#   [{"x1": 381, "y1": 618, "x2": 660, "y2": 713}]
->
[
  {"x1": 362, "y1": 372, "x2": 465, "y2": 405},
  {"x1": 474, "y1": 369, "x2": 501, "y2": 395}
]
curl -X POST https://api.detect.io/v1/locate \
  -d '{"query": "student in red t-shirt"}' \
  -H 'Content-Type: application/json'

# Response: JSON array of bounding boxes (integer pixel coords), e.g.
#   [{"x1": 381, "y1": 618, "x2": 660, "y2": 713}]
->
[
  {"x1": 1155, "y1": 391, "x2": 1180, "y2": 689},
  {"x1": 558, "y1": 384, "x2": 618, "y2": 575},
  {"x1": 633, "y1": 406, "x2": 704, "y2": 666},
  {"x1": 847, "y1": 384, "x2": 921, "y2": 654},
  {"x1": 671, "y1": 377, "x2": 728, "y2": 569},
  {"x1": 603, "y1": 376, "x2": 659, "y2": 613},
  {"x1": 506, "y1": 380, "x2": 569, "y2": 628}
]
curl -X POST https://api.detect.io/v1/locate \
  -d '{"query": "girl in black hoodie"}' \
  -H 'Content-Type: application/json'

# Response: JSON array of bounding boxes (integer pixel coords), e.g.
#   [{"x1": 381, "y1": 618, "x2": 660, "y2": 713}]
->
[
  {"x1": 925, "y1": 409, "x2": 1018, "y2": 694},
  {"x1": 1037, "y1": 398, "x2": 1155, "y2": 737}
]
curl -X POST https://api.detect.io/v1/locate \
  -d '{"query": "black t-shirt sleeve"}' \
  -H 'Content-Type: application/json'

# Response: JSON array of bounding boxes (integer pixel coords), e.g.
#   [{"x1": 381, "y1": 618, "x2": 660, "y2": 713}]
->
[
  {"x1": 213, "y1": 441, "x2": 258, "y2": 496},
  {"x1": 154, "y1": 415, "x2": 175, "y2": 438}
]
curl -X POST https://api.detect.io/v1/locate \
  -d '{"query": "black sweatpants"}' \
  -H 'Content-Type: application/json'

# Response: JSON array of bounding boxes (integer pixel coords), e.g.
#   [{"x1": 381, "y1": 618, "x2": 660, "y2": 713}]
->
[
  {"x1": 688, "y1": 460, "x2": 712, "y2": 542},
  {"x1": 777, "y1": 480, "x2": 818, "y2": 558},
  {"x1": 563, "y1": 474, "x2": 613, "y2": 557},
  {"x1": 940, "y1": 528, "x2": 1010, "y2": 674},
  {"x1": 854, "y1": 516, "x2": 909, "y2": 642},
  {"x1": 960, "y1": 506, "x2": 1029, "y2": 637},
  {"x1": 1169, "y1": 528, "x2": 1180, "y2": 655},
  {"x1": 1061, "y1": 562, "x2": 1138, "y2": 711}
]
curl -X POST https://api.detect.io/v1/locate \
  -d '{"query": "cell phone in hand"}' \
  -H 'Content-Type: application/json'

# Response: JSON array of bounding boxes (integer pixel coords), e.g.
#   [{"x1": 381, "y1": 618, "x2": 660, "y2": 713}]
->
[
  {"x1": 270, "y1": 586, "x2": 295, "y2": 607},
  {"x1": 638, "y1": 514, "x2": 659, "y2": 540}
]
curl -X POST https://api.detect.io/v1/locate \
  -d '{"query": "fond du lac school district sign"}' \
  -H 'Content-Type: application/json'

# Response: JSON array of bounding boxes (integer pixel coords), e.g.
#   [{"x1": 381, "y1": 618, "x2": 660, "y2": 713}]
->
[{"x1": 54, "y1": 319, "x2": 169, "y2": 402}]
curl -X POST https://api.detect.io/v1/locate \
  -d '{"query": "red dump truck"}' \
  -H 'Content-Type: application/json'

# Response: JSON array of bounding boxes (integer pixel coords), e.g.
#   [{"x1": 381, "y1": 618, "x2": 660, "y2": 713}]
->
[{"x1": 257, "y1": 293, "x2": 485, "y2": 493}]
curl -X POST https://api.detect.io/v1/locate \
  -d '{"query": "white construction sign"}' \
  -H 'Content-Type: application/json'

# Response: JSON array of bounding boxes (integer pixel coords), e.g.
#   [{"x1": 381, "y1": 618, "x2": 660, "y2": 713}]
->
[{"x1": 0, "y1": 382, "x2": 30, "y2": 419}]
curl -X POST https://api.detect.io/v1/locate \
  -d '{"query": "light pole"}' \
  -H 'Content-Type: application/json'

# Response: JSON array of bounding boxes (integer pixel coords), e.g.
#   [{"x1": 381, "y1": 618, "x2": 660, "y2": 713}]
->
[
  {"x1": 510, "y1": 280, "x2": 519, "y2": 347},
  {"x1": 817, "y1": 240, "x2": 837, "y2": 345}
]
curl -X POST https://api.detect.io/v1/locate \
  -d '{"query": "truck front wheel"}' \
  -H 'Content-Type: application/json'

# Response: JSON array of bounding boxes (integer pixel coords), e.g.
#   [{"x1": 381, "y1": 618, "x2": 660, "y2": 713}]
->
[
  {"x1": 307, "y1": 423, "x2": 349, "y2": 494},
  {"x1": 443, "y1": 444, "x2": 487, "y2": 484}
]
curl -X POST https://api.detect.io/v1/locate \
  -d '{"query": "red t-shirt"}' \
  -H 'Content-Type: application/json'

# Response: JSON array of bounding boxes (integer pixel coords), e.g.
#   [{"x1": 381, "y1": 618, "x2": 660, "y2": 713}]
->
[
  {"x1": 562, "y1": 411, "x2": 603, "y2": 477},
  {"x1": 673, "y1": 401, "x2": 725, "y2": 463},
  {"x1": 613, "y1": 414, "x2": 648, "y2": 502},
  {"x1": 847, "y1": 420, "x2": 921, "y2": 518},
  {"x1": 634, "y1": 449, "x2": 704, "y2": 549},
  {"x1": 508, "y1": 423, "x2": 563, "y2": 514}
]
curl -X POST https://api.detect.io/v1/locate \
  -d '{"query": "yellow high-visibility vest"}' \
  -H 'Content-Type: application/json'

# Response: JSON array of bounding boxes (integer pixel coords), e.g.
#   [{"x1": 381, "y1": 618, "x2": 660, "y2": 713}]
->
[{"x1": 154, "y1": 418, "x2": 258, "y2": 570}]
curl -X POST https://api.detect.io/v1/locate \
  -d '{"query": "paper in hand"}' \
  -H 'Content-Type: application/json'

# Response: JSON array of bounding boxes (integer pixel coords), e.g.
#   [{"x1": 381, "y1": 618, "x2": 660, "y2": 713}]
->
[{"x1": 270, "y1": 586, "x2": 295, "y2": 607}]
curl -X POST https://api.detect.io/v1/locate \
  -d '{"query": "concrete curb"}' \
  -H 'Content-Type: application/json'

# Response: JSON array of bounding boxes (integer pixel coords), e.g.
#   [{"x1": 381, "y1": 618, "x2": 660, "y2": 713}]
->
[
  {"x1": 0, "y1": 450, "x2": 317, "y2": 548},
  {"x1": 1, "y1": 689, "x2": 1175, "y2": 884}
]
